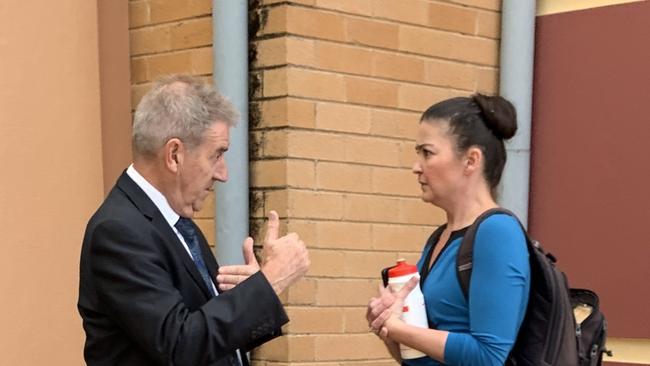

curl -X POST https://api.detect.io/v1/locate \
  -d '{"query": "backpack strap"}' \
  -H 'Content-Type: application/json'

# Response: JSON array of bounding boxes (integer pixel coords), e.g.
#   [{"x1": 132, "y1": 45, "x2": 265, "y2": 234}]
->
[
  {"x1": 457, "y1": 207, "x2": 525, "y2": 301},
  {"x1": 419, "y1": 224, "x2": 447, "y2": 287}
]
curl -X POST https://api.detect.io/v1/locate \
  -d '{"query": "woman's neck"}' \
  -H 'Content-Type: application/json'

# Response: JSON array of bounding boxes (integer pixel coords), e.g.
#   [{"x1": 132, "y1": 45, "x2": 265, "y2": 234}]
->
[{"x1": 443, "y1": 186, "x2": 497, "y2": 231}]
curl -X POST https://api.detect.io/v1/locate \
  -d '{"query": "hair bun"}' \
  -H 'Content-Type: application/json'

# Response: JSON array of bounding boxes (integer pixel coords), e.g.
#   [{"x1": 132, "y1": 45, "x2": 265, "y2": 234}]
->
[{"x1": 472, "y1": 93, "x2": 517, "y2": 140}]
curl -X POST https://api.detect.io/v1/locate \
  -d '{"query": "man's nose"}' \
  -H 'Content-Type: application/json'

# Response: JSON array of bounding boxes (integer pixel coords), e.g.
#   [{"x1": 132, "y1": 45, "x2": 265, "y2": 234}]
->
[{"x1": 214, "y1": 161, "x2": 228, "y2": 182}]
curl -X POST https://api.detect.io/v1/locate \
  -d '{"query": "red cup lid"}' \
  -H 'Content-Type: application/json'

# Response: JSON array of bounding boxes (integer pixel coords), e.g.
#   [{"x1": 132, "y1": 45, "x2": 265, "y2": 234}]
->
[{"x1": 388, "y1": 259, "x2": 418, "y2": 277}]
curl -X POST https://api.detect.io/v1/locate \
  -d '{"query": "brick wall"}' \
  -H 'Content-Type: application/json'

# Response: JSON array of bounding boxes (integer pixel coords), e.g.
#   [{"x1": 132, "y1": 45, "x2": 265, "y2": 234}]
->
[
  {"x1": 127, "y1": 0, "x2": 501, "y2": 363},
  {"x1": 251, "y1": 0, "x2": 501, "y2": 364},
  {"x1": 128, "y1": 0, "x2": 217, "y2": 244}
]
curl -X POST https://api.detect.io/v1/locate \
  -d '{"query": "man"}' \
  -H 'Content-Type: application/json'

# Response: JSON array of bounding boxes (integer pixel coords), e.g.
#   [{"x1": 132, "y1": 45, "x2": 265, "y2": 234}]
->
[{"x1": 78, "y1": 74, "x2": 310, "y2": 366}]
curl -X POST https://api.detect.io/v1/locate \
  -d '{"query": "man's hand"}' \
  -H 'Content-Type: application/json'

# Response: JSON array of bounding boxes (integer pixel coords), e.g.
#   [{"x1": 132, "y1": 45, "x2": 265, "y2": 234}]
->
[
  {"x1": 216, "y1": 237, "x2": 260, "y2": 291},
  {"x1": 259, "y1": 210, "x2": 310, "y2": 295}
]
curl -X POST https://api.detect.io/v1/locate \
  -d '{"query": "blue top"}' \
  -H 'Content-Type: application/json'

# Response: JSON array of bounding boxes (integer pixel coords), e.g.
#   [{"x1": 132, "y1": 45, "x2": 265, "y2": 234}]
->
[{"x1": 404, "y1": 214, "x2": 530, "y2": 366}]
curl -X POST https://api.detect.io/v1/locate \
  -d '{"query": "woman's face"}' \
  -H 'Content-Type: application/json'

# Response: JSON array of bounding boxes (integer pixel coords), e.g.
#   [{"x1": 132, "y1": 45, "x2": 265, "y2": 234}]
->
[{"x1": 412, "y1": 120, "x2": 467, "y2": 205}]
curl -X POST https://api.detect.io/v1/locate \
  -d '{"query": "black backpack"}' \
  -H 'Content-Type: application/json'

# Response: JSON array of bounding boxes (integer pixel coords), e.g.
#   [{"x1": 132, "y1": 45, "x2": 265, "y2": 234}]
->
[
  {"x1": 424, "y1": 208, "x2": 611, "y2": 366},
  {"x1": 420, "y1": 208, "x2": 612, "y2": 366}
]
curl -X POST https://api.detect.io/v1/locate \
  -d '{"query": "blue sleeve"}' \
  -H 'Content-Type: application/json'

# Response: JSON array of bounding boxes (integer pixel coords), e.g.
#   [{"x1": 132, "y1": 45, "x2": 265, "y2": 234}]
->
[{"x1": 444, "y1": 215, "x2": 530, "y2": 366}]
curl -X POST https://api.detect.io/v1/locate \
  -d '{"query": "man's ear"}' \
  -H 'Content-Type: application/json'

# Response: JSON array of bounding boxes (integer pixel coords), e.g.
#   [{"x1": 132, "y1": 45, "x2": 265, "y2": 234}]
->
[
  {"x1": 164, "y1": 138, "x2": 183, "y2": 173},
  {"x1": 464, "y1": 147, "x2": 482, "y2": 175}
]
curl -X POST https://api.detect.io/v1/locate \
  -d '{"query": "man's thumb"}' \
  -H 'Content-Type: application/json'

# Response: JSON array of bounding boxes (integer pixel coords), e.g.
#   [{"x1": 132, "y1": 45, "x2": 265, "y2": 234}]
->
[
  {"x1": 243, "y1": 237, "x2": 258, "y2": 266},
  {"x1": 264, "y1": 210, "x2": 280, "y2": 243}
]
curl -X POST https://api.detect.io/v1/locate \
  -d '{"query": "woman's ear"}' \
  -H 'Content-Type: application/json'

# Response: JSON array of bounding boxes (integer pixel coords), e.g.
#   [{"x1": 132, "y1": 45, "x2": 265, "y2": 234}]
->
[
  {"x1": 164, "y1": 138, "x2": 183, "y2": 173},
  {"x1": 464, "y1": 147, "x2": 482, "y2": 175}
]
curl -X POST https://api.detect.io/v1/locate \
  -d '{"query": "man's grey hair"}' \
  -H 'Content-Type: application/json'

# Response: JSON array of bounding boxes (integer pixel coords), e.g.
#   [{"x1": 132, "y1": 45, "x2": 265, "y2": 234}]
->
[{"x1": 132, "y1": 74, "x2": 239, "y2": 158}]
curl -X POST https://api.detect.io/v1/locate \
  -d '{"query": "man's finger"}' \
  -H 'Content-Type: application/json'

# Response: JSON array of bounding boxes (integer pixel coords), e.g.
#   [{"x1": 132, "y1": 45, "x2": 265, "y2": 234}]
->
[
  {"x1": 264, "y1": 210, "x2": 280, "y2": 243},
  {"x1": 218, "y1": 266, "x2": 254, "y2": 276},
  {"x1": 242, "y1": 237, "x2": 258, "y2": 266}
]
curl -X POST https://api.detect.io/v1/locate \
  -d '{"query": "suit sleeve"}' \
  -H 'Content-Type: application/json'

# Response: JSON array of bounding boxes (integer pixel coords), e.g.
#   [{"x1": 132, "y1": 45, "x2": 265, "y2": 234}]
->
[
  {"x1": 90, "y1": 219, "x2": 288, "y2": 365},
  {"x1": 443, "y1": 215, "x2": 530, "y2": 366}
]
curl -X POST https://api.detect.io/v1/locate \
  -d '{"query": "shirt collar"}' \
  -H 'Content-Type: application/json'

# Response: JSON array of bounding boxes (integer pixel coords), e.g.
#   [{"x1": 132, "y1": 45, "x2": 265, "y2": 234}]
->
[{"x1": 126, "y1": 164, "x2": 180, "y2": 227}]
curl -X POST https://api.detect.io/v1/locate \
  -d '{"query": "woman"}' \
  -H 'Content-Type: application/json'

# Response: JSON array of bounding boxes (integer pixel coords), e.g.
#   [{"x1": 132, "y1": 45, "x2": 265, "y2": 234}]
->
[{"x1": 366, "y1": 94, "x2": 530, "y2": 365}]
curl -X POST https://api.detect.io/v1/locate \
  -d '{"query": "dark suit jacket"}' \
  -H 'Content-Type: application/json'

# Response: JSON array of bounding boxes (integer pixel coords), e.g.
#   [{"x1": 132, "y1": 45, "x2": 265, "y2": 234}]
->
[{"x1": 78, "y1": 172, "x2": 288, "y2": 366}]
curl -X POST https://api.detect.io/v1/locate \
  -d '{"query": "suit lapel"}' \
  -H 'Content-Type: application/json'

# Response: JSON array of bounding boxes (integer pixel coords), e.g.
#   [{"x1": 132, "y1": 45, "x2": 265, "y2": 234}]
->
[{"x1": 116, "y1": 171, "x2": 214, "y2": 299}]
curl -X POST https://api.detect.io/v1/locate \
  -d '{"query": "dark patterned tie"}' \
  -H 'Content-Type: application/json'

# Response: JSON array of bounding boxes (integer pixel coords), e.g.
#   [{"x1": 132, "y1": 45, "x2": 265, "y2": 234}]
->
[{"x1": 174, "y1": 218, "x2": 216, "y2": 297}]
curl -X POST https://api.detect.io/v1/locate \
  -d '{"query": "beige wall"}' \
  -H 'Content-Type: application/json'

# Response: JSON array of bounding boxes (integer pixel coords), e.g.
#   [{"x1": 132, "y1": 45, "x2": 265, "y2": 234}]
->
[
  {"x1": 250, "y1": 0, "x2": 501, "y2": 364},
  {"x1": 0, "y1": 1, "x2": 104, "y2": 365}
]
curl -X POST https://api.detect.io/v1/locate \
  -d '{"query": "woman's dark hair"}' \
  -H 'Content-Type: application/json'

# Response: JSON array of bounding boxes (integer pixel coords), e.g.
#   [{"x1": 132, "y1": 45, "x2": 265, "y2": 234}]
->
[{"x1": 420, "y1": 93, "x2": 517, "y2": 195}]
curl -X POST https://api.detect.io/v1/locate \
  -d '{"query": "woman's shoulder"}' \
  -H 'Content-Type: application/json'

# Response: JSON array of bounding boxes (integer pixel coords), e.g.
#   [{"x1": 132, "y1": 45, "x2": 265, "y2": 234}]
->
[{"x1": 474, "y1": 212, "x2": 528, "y2": 253}]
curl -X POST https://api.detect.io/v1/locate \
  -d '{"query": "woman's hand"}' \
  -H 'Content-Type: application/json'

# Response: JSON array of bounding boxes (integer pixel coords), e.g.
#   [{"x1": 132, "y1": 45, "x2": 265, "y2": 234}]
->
[{"x1": 367, "y1": 276, "x2": 419, "y2": 336}]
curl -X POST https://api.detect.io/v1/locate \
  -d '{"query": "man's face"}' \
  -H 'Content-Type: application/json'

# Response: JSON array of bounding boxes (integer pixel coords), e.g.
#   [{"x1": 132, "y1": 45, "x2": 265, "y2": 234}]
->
[{"x1": 175, "y1": 122, "x2": 229, "y2": 217}]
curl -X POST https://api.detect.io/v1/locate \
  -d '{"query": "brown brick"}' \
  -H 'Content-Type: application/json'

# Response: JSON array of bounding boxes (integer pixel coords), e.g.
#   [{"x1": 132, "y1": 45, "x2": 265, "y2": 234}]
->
[
  {"x1": 315, "y1": 221, "x2": 372, "y2": 250},
  {"x1": 340, "y1": 361, "x2": 398, "y2": 366},
  {"x1": 372, "y1": 52, "x2": 425, "y2": 83},
  {"x1": 146, "y1": 47, "x2": 212, "y2": 80},
  {"x1": 256, "y1": 37, "x2": 316, "y2": 68},
  {"x1": 314, "y1": 333, "x2": 392, "y2": 360},
  {"x1": 170, "y1": 17, "x2": 212, "y2": 50},
  {"x1": 399, "y1": 140, "x2": 417, "y2": 168},
  {"x1": 280, "y1": 277, "x2": 318, "y2": 305},
  {"x1": 260, "y1": 5, "x2": 287, "y2": 35},
  {"x1": 284, "y1": 306, "x2": 346, "y2": 333},
  {"x1": 425, "y1": 59, "x2": 476, "y2": 91},
  {"x1": 262, "y1": 68, "x2": 288, "y2": 97},
  {"x1": 477, "y1": 10, "x2": 500, "y2": 38},
  {"x1": 131, "y1": 57, "x2": 149, "y2": 83},
  {"x1": 279, "y1": 6, "x2": 347, "y2": 41},
  {"x1": 314, "y1": 41, "x2": 374, "y2": 76},
  {"x1": 371, "y1": 0, "x2": 429, "y2": 25},
  {"x1": 428, "y1": 2, "x2": 478, "y2": 35},
  {"x1": 287, "y1": 190, "x2": 344, "y2": 219},
  {"x1": 260, "y1": 98, "x2": 314, "y2": 130},
  {"x1": 130, "y1": 25, "x2": 172, "y2": 56},
  {"x1": 316, "y1": 162, "x2": 372, "y2": 192},
  {"x1": 287, "y1": 130, "x2": 346, "y2": 161},
  {"x1": 370, "y1": 108, "x2": 419, "y2": 139},
  {"x1": 131, "y1": 82, "x2": 153, "y2": 108},
  {"x1": 287, "y1": 68, "x2": 346, "y2": 102},
  {"x1": 343, "y1": 194, "x2": 401, "y2": 223},
  {"x1": 398, "y1": 83, "x2": 450, "y2": 112},
  {"x1": 194, "y1": 218, "x2": 215, "y2": 245},
  {"x1": 252, "y1": 159, "x2": 316, "y2": 188},
  {"x1": 398, "y1": 198, "x2": 446, "y2": 225},
  {"x1": 316, "y1": 279, "x2": 379, "y2": 306},
  {"x1": 343, "y1": 251, "x2": 397, "y2": 278},
  {"x1": 286, "y1": 219, "x2": 318, "y2": 247},
  {"x1": 194, "y1": 191, "x2": 215, "y2": 219},
  {"x1": 261, "y1": 0, "x2": 316, "y2": 6},
  {"x1": 315, "y1": 0, "x2": 373, "y2": 15},
  {"x1": 315, "y1": 102, "x2": 371, "y2": 134},
  {"x1": 477, "y1": 67, "x2": 499, "y2": 94},
  {"x1": 372, "y1": 223, "x2": 430, "y2": 252},
  {"x1": 148, "y1": 0, "x2": 211, "y2": 25},
  {"x1": 129, "y1": 1, "x2": 150, "y2": 28},
  {"x1": 398, "y1": 25, "x2": 499, "y2": 66},
  {"x1": 346, "y1": 18, "x2": 399, "y2": 49},
  {"x1": 255, "y1": 37, "x2": 287, "y2": 68},
  {"x1": 344, "y1": 135, "x2": 401, "y2": 166},
  {"x1": 397, "y1": 251, "x2": 422, "y2": 265},
  {"x1": 372, "y1": 166, "x2": 419, "y2": 196},
  {"x1": 264, "y1": 189, "x2": 288, "y2": 217},
  {"x1": 345, "y1": 76, "x2": 399, "y2": 108},
  {"x1": 190, "y1": 46, "x2": 212, "y2": 74},
  {"x1": 307, "y1": 249, "x2": 346, "y2": 277},
  {"x1": 255, "y1": 334, "x2": 316, "y2": 362},
  {"x1": 449, "y1": 0, "x2": 501, "y2": 11},
  {"x1": 343, "y1": 307, "x2": 370, "y2": 332}
]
